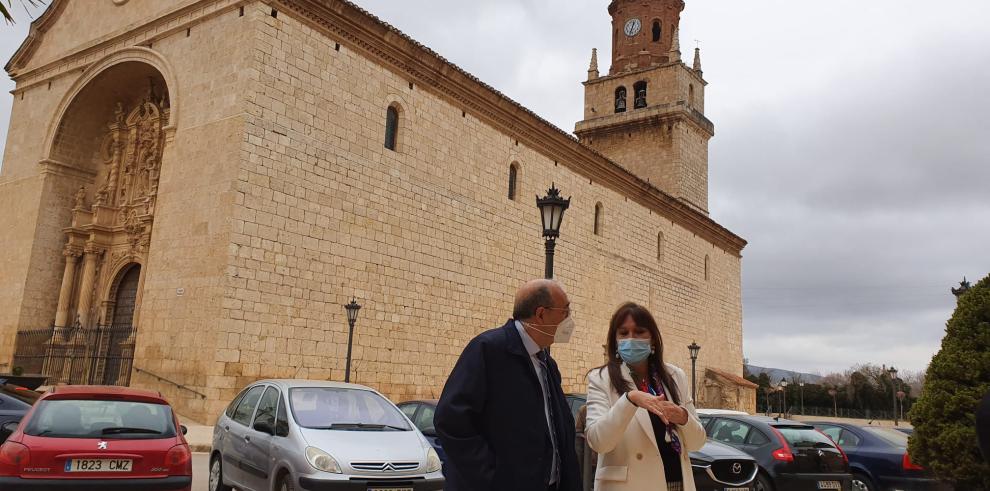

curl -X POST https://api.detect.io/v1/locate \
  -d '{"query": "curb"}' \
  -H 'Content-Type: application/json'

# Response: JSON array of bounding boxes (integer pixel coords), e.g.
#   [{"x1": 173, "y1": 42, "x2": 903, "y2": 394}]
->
[{"x1": 189, "y1": 444, "x2": 212, "y2": 453}]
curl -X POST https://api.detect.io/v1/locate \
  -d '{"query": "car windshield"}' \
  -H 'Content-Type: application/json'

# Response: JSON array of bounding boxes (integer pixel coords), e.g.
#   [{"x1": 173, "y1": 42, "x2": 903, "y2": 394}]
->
[
  {"x1": 23, "y1": 399, "x2": 176, "y2": 439},
  {"x1": 861, "y1": 426, "x2": 909, "y2": 448},
  {"x1": 288, "y1": 388, "x2": 411, "y2": 431},
  {"x1": 774, "y1": 426, "x2": 836, "y2": 448}
]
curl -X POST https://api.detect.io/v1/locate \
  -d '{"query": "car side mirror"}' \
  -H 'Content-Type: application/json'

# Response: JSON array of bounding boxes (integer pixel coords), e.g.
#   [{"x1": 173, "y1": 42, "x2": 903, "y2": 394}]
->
[
  {"x1": 253, "y1": 420, "x2": 275, "y2": 435},
  {"x1": 0, "y1": 421, "x2": 18, "y2": 442},
  {"x1": 180, "y1": 425, "x2": 188, "y2": 436},
  {"x1": 421, "y1": 426, "x2": 437, "y2": 438}
]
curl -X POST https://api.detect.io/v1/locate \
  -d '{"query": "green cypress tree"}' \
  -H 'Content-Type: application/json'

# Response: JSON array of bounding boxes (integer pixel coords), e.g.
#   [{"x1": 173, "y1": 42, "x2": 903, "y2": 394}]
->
[{"x1": 909, "y1": 274, "x2": 990, "y2": 489}]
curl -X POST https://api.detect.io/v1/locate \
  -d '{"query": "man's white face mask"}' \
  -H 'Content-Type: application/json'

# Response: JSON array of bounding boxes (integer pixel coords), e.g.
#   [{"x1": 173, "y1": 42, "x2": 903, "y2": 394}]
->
[{"x1": 524, "y1": 315, "x2": 576, "y2": 344}]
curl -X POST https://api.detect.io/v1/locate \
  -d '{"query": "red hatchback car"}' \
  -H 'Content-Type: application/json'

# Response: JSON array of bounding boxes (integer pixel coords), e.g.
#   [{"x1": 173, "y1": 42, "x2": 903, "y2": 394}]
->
[{"x1": 0, "y1": 385, "x2": 192, "y2": 490}]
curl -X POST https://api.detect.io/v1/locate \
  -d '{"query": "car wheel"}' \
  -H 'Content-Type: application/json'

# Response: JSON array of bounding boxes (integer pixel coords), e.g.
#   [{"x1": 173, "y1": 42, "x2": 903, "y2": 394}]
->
[
  {"x1": 278, "y1": 473, "x2": 295, "y2": 491},
  {"x1": 754, "y1": 472, "x2": 774, "y2": 491},
  {"x1": 851, "y1": 472, "x2": 875, "y2": 491},
  {"x1": 209, "y1": 455, "x2": 232, "y2": 491}
]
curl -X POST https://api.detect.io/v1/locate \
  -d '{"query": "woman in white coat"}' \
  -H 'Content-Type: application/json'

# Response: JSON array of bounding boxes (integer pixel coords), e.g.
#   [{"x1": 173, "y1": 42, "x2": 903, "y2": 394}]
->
[{"x1": 585, "y1": 302, "x2": 707, "y2": 491}]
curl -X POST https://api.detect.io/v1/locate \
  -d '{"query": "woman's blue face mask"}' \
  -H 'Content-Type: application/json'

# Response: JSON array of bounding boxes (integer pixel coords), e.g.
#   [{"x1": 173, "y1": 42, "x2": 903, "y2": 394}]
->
[{"x1": 617, "y1": 338, "x2": 652, "y2": 364}]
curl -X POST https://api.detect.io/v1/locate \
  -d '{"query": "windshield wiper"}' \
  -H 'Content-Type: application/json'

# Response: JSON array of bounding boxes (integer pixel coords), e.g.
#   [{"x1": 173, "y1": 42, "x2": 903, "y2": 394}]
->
[
  {"x1": 101, "y1": 427, "x2": 162, "y2": 435},
  {"x1": 323, "y1": 423, "x2": 407, "y2": 431}
]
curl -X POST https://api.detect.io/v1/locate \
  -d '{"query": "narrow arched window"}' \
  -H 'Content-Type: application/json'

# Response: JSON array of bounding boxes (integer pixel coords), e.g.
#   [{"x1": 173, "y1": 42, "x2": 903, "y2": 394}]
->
[
  {"x1": 508, "y1": 163, "x2": 519, "y2": 201},
  {"x1": 652, "y1": 21, "x2": 662, "y2": 42},
  {"x1": 634, "y1": 81, "x2": 648, "y2": 109},
  {"x1": 689, "y1": 84, "x2": 695, "y2": 107},
  {"x1": 615, "y1": 87, "x2": 627, "y2": 113},
  {"x1": 594, "y1": 202, "x2": 604, "y2": 236},
  {"x1": 657, "y1": 232, "x2": 665, "y2": 262},
  {"x1": 704, "y1": 254, "x2": 711, "y2": 281},
  {"x1": 384, "y1": 105, "x2": 399, "y2": 151}
]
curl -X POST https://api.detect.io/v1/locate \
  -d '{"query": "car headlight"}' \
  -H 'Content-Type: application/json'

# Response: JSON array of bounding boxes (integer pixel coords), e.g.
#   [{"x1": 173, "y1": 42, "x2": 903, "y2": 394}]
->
[
  {"x1": 425, "y1": 447, "x2": 442, "y2": 473},
  {"x1": 305, "y1": 446, "x2": 342, "y2": 473}
]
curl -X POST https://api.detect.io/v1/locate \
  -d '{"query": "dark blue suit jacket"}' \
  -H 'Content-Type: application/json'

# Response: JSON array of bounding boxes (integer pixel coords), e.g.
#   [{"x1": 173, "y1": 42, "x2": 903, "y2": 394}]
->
[{"x1": 435, "y1": 320, "x2": 581, "y2": 491}]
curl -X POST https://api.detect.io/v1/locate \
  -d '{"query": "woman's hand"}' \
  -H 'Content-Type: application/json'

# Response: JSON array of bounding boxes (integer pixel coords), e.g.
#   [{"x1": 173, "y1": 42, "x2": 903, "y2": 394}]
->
[{"x1": 627, "y1": 391, "x2": 689, "y2": 426}]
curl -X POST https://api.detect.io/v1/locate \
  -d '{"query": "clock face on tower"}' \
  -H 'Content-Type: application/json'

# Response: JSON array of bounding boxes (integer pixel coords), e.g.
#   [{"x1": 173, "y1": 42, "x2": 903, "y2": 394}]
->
[{"x1": 624, "y1": 18, "x2": 642, "y2": 37}]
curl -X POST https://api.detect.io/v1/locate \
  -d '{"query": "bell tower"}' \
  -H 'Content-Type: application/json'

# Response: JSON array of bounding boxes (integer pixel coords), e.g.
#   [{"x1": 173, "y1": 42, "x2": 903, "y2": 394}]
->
[{"x1": 576, "y1": 0, "x2": 713, "y2": 214}]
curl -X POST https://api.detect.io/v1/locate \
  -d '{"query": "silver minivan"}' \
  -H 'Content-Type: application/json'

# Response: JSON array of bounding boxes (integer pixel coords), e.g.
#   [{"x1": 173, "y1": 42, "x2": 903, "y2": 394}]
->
[{"x1": 209, "y1": 380, "x2": 444, "y2": 491}]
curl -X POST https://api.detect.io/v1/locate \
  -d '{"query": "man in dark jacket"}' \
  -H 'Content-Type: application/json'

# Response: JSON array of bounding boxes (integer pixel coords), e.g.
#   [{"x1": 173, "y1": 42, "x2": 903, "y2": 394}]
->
[{"x1": 436, "y1": 279, "x2": 581, "y2": 491}]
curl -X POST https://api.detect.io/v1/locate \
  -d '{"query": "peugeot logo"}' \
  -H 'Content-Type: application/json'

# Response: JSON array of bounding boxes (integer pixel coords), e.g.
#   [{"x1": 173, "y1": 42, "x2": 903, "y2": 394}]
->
[
  {"x1": 818, "y1": 449, "x2": 825, "y2": 458},
  {"x1": 731, "y1": 463, "x2": 742, "y2": 474},
  {"x1": 97, "y1": 441, "x2": 108, "y2": 450}
]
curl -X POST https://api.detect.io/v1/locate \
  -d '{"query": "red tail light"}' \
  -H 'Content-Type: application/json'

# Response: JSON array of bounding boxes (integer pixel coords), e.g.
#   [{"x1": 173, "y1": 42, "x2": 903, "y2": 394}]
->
[
  {"x1": 166, "y1": 444, "x2": 192, "y2": 476},
  {"x1": 0, "y1": 442, "x2": 30, "y2": 477},
  {"x1": 903, "y1": 452, "x2": 924, "y2": 471},
  {"x1": 769, "y1": 427, "x2": 794, "y2": 462}
]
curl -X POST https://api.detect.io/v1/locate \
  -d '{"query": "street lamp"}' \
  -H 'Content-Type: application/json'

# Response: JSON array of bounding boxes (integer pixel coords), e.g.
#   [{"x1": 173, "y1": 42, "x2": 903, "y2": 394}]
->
[
  {"x1": 536, "y1": 184, "x2": 571, "y2": 279},
  {"x1": 897, "y1": 390, "x2": 906, "y2": 421},
  {"x1": 888, "y1": 366, "x2": 899, "y2": 426},
  {"x1": 780, "y1": 380, "x2": 788, "y2": 417},
  {"x1": 688, "y1": 341, "x2": 701, "y2": 403},
  {"x1": 828, "y1": 387, "x2": 838, "y2": 417},
  {"x1": 343, "y1": 298, "x2": 362, "y2": 383},
  {"x1": 800, "y1": 382, "x2": 805, "y2": 416}
]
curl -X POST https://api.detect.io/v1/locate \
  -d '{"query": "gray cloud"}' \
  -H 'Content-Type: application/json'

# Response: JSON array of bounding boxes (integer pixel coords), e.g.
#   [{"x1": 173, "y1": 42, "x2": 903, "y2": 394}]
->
[{"x1": 2, "y1": 0, "x2": 988, "y2": 374}]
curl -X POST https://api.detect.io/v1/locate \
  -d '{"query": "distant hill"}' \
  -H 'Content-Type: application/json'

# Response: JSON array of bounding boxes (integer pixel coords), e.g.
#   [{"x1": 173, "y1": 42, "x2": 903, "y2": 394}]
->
[{"x1": 744, "y1": 364, "x2": 824, "y2": 385}]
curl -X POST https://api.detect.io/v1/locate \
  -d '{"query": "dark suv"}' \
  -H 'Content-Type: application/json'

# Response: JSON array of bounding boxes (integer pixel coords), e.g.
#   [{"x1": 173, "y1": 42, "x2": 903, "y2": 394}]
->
[{"x1": 698, "y1": 412, "x2": 852, "y2": 491}]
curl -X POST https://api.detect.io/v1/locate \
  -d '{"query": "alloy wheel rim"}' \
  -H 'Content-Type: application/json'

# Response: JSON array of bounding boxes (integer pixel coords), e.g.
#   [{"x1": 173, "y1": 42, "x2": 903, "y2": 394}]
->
[
  {"x1": 209, "y1": 460, "x2": 221, "y2": 490},
  {"x1": 852, "y1": 479, "x2": 870, "y2": 491}
]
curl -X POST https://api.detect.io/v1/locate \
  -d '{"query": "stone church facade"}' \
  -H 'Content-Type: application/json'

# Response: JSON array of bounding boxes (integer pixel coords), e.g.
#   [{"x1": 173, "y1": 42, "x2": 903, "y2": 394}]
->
[{"x1": 0, "y1": 0, "x2": 749, "y2": 423}]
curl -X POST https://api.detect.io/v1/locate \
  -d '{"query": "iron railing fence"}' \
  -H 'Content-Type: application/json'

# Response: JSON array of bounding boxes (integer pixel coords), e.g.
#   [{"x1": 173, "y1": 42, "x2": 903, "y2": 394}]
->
[{"x1": 12, "y1": 325, "x2": 135, "y2": 386}]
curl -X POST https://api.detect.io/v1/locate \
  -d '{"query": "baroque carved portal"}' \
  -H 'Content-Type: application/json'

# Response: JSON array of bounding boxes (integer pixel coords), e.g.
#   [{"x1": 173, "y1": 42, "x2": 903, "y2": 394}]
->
[{"x1": 54, "y1": 82, "x2": 169, "y2": 334}]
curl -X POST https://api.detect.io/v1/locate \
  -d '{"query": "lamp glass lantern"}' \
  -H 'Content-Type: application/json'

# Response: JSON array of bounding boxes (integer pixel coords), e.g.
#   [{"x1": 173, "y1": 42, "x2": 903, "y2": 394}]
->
[
  {"x1": 536, "y1": 184, "x2": 571, "y2": 239},
  {"x1": 345, "y1": 298, "x2": 361, "y2": 325},
  {"x1": 688, "y1": 341, "x2": 701, "y2": 361}
]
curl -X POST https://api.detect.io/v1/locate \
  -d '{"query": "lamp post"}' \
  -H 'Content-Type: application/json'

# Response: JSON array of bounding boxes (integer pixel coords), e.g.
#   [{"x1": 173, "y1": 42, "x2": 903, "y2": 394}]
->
[
  {"x1": 688, "y1": 341, "x2": 700, "y2": 403},
  {"x1": 828, "y1": 388, "x2": 838, "y2": 417},
  {"x1": 888, "y1": 366, "x2": 899, "y2": 426},
  {"x1": 780, "y1": 380, "x2": 788, "y2": 417},
  {"x1": 897, "y1": 390, "x2": 906, "y2": 422},
  {"x1": 800, "y1": 382, "x2": 805, "y2": 416},
  {"x1": 343, "y1": 298, "x2": 361, "y2": 383},
  {"x1": 536, "y1": 184, "x2": 571, "y2": 279}
]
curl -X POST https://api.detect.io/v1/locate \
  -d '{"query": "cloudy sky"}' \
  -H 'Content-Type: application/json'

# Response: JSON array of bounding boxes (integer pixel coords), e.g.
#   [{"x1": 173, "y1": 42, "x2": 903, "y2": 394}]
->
[{"x1": 2, "y1": 1, "x2": 988, "y2": 375}]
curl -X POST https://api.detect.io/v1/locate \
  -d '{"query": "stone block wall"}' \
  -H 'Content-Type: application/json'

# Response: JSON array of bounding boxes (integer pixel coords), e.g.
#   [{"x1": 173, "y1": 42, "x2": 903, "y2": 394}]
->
[{"x1": 205, "y1": 4, "x2": 743, "y2": 423}]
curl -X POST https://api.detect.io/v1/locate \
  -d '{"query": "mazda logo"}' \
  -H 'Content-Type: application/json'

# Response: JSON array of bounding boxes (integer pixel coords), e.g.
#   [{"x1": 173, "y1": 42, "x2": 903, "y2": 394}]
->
[
  {"x1": 731, "y1": 463, "x2": 741, "y2": 474},
  {"x1": 97, "y1": 441, "x2": 108, "y2": 450}
]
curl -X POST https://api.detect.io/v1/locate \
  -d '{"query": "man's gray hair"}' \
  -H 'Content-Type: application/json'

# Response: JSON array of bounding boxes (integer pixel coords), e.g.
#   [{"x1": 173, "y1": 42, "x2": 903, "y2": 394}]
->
[{"x1": 513, "y1": 285, "x2": 553, "y2": 320}]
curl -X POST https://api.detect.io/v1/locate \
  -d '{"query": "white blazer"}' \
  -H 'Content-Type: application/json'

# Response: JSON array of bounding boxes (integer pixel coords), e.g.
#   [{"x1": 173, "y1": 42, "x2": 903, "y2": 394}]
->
[{"x1": 585, "y1": 363, "x2": 707, "y2": 491}]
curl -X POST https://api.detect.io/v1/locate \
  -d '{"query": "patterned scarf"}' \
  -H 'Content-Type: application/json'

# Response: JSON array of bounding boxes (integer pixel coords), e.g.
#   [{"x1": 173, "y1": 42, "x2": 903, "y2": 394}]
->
[{"x1": 636, "y1": 370, "x2": 682, "y2": 455}]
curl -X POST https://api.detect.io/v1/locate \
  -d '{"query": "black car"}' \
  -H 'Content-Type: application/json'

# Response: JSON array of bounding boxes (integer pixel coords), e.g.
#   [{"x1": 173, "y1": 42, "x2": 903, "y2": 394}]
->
[
  {"x1": 0, "y1": 382, "x2": 39, "y2": 442},
  {"x1": 397, "y1": 400, "x2": 447, "y2": 465},
  {"x1": 699, "y1": 412, "x2": 852, "y2": 491},
  {"x1": 809, "y1": 422, "x2": 948, "y2": 491},
  {"x1": 567, "y1": 394, "x2": 758, "y2": 491}
]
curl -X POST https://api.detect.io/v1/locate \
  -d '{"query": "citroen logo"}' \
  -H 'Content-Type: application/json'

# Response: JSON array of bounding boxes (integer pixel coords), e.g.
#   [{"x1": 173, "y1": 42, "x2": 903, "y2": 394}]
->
[
  {"x1": 382, "y1": 463, "x2": 396, "y2": 472},
  {"x1": 731, "y1": 463, "x2": 742, "y2": 474},
  {"x1": 97, "y1": 441, "x2": 108, "y2": 450}
]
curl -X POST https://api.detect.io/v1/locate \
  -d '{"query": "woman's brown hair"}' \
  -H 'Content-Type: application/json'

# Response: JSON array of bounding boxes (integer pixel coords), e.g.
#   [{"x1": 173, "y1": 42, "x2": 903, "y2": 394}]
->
[{"x1": 596, "y1": 302, "x2": 680, "y2": 405}]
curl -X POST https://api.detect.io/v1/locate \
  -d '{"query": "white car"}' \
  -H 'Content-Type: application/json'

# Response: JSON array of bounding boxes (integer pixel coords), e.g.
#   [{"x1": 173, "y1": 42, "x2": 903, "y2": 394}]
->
[{"x1": 209, "y1": 380, "x2": 444, "y2": 491}]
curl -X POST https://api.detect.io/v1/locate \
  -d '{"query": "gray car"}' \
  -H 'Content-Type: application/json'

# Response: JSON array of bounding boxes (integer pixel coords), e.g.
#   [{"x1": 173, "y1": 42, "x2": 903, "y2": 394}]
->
[{"x1": 209, "y1": 379, "x2": 445, "y2": 491}]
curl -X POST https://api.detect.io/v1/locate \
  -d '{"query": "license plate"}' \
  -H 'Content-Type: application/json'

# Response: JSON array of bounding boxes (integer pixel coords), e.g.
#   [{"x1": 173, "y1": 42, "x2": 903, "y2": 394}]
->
[
  {"x1": 65, "y1": 459, "x2": 133, "y2": 473},
  {"x1": 368, "y1": 488, "x2": 413, "y2": 491},
  {"x1": 725, "y1": 488, "x2": 749, "y2": 491},
  {"x1": 818, "y1": 481, "x2": 842, "y2": 490}
]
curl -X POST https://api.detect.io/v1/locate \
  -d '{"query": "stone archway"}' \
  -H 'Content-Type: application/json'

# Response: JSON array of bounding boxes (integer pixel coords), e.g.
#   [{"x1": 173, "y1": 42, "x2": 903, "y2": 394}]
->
[{"x1": 49, "y1": 60, "x2": 169, "y2": 333}]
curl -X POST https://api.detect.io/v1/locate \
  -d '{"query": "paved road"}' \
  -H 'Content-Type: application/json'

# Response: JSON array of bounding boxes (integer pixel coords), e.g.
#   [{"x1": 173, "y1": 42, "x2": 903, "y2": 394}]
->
[{"x1": 193, "y1": 452, "x2": 210, "y2": 491}]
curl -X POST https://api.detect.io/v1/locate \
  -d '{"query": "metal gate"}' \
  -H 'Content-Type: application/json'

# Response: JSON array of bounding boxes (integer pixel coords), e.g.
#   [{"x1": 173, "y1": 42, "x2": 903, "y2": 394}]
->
[{"x1": 11, "y1": 325, "x2": 135, "y2": 386}]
